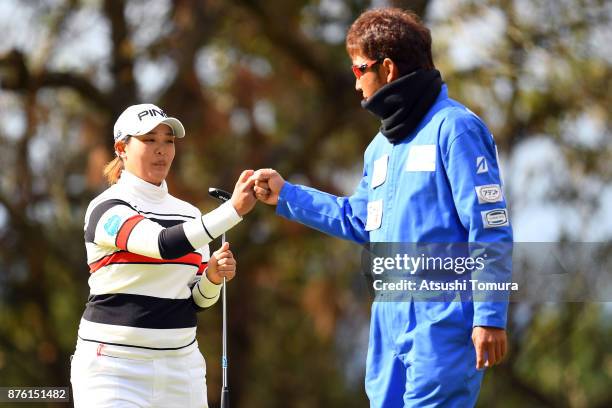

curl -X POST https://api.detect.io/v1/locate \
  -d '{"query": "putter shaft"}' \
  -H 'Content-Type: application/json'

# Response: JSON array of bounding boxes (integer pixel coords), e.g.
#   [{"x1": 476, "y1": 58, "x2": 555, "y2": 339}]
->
[
  {"x1": 208, "y1": 188, "x2": 232, "y2": 407},
  {"x1": 221, "y1": 232, "x2": 228, "y2": 388}
]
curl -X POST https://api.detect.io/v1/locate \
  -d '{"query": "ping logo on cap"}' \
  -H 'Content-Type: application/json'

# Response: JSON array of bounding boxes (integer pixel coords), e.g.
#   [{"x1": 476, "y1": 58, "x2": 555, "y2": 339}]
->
[
  {"x1": 113, "y1": 103, "x2": 186, "y2": 141},
  {"x1": 137, "y1": 108, "x2": 167, "y2": 121}
]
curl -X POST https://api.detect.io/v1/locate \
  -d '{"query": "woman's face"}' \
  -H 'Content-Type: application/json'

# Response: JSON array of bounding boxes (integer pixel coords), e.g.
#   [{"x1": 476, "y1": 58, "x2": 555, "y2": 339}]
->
[{"x1": 119, "y1": 123, "x2": 176, "y2": 186}]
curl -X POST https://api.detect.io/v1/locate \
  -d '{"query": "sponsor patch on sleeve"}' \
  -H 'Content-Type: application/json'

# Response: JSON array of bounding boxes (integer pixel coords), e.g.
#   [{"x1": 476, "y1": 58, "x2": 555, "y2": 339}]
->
[
  {"x1": 104, "y1": 214, "x2": 123, "y2": 236},
  {"x1": 475, "y1": 184, "x2": 503, "y2": 204},
  {"x1": 476, "y1": 156, "x2": 489, "y2": 174},
  {"x1": 481, "y1": 208, "x2": 509, "y2": 228}
]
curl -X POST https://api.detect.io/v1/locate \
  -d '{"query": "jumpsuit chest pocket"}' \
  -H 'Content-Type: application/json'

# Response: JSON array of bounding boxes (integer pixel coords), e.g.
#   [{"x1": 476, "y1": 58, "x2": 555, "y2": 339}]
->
[{"x1": 371, "y1": 154, "x2": 389, "y2": 189}]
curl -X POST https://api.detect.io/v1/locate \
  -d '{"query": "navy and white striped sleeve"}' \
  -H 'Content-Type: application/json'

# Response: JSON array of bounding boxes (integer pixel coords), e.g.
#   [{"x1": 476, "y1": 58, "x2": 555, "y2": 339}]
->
[
  {"x1": 191, "y1": 273, "x2": 222, "y2": 309},
  {"x1": 188, "y1": 245, "x2": 222, "y2": 309},
  {"x1": 85, "y1": 199, "x2": 242, "y2": 260}
]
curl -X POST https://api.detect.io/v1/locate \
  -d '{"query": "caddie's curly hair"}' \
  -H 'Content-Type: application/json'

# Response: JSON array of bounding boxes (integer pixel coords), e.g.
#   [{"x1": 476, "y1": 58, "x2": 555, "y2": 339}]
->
[{"x1": 346, "y1": 8, "x2": 435, "y2": 76}]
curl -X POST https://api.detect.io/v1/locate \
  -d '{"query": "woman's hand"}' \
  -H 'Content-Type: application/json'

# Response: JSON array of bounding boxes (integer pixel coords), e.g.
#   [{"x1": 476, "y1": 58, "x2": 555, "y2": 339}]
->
[
  {"x1": 206, "y1": 242, "x2": 236, "y2": 285},
  {"x1": 231, "y1": 169, "x2": 257, "y2": 216}
]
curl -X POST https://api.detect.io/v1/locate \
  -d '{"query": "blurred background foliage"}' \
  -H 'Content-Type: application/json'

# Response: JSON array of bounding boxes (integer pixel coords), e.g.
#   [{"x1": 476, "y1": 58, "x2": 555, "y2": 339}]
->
[{"x1": 0, "y1": 0, "x2": 610, "y2": 407}]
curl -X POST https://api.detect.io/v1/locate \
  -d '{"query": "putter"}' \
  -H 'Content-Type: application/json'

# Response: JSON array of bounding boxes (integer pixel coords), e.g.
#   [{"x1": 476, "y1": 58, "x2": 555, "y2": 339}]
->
[{"x1": 208, "y1": 187, "x2": 232, "y2": 408}]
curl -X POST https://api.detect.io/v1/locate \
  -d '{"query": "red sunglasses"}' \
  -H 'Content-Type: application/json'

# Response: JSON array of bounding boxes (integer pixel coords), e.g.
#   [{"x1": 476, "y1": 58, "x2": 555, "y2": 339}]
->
[{"x1": 352, "y1": 59, "x2": 383, "y2": 79}]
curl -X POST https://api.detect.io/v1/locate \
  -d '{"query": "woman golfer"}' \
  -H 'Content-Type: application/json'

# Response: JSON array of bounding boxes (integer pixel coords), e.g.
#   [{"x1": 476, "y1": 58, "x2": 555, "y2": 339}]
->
[{"x1": 70, "y1": 103, "x2": 256, "y2": 407}]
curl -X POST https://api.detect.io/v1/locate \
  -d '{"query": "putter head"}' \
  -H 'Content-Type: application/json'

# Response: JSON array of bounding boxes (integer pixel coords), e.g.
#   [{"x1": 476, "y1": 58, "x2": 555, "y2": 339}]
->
[{"x1": 209, "y1": 188, "x2": 232, "y2": 203}]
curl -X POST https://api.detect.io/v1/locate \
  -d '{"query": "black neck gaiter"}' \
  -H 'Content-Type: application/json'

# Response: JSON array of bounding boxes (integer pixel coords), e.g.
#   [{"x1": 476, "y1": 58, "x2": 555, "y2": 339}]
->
[{"x1": 362, "y1": 69, "x2": 443, "y2": 144}]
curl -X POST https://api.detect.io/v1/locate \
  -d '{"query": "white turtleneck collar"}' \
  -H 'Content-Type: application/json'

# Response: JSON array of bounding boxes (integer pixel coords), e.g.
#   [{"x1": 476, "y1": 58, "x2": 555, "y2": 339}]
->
[{"x1": 117, "y1": 169, "x2": 168, "y2": 203}]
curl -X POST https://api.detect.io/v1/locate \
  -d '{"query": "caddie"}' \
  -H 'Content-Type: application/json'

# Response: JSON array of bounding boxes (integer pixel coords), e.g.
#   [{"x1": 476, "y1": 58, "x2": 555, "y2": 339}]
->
[{"x1": 252, "y1": 8, "x2": 513, "y2": 407}]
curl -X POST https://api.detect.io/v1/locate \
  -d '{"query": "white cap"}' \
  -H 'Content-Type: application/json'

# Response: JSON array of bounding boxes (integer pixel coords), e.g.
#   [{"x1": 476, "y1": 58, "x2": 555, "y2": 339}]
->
[{"x1": 113, "y1": 103, "x2": 185, "y2": 141}]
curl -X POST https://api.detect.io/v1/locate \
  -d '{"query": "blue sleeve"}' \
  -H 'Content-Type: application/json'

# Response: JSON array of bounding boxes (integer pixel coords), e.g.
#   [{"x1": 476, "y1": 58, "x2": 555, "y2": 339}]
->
[
  {"x1": 275, "y1": 170, "x2": 370, "y2": 245},
  {"x1": 442, "y1": 120, "x2": 513, "y2": 329}
]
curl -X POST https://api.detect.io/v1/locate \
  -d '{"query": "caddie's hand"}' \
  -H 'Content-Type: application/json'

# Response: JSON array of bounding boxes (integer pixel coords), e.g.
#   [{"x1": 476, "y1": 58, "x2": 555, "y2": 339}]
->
[
  {"x1": 206, "y1": 242, "x2": 236, "y2": 285},
  {"x1": 472, "y1": 326, "x2": 507, "y2": 369},
  {"x1": 251, "y1": 168, "x2": 285, "y2": 205},
  {"x1": 231, "y1": 169, "x2": 257, "y2": 216}
]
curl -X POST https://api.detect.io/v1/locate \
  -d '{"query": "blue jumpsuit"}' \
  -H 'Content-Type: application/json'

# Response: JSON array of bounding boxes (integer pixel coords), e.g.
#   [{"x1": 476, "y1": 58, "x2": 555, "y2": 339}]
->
[{"x1": 276, "y1": 85, "x2": 513, "y2": 407}]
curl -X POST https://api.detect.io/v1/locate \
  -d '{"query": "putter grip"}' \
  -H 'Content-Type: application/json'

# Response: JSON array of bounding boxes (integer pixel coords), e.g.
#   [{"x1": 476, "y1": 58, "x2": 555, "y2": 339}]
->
[{"x1": 220, "y1": 387, "x2": 229, "y2": 408}]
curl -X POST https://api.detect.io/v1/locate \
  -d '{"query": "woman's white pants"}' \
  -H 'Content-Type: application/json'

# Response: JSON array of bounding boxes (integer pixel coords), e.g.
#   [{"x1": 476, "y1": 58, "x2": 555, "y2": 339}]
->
[{"x1": 71, "y1": 340, "x2": 208, "y2": 408}]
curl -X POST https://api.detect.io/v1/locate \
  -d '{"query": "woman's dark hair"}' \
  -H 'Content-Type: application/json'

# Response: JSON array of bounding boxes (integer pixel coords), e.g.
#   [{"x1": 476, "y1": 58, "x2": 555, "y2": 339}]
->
[{"x1": 346, "y1": 8, "x2": 435, "y2": 76}]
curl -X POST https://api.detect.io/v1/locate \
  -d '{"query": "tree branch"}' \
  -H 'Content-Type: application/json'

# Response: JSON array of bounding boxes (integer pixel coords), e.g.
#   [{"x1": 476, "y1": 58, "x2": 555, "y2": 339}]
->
[
  {"x1": 236, "y1": 0, "x2": 333, "y2": 87},
  {"x1": 102, "y1": 0, "x2": 137, "y2": 110},
  {"x1": 0, "y1": 49, "x2": 112, "y2": 111},
  {"x1": 38, "y1": 72, "x2": 113, "y2": 110}
]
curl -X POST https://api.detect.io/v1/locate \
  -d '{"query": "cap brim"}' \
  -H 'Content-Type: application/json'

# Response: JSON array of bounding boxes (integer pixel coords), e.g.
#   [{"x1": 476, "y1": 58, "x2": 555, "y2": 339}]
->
[{"x1": 160, "y1": 117, "x2": 186, "y2": 138}]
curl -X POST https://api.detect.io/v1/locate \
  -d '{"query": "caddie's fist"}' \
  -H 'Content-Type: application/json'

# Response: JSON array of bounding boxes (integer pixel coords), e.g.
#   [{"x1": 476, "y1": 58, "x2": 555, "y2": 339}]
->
[{"x1": 251, "y1": 168, "x2": 285, "y2": 205}]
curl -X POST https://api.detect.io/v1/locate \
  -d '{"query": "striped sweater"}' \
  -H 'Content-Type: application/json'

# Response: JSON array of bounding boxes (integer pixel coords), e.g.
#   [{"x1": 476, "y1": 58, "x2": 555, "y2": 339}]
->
[{"x1": 78, "y1": 170, "x2": 241, "y2": 350}]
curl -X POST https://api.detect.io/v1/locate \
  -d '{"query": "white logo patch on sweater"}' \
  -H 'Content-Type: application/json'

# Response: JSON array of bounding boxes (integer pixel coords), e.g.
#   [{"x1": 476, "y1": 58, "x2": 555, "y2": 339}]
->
[
  {"x1": 481, "y1": 208, "x2": 509, "y2": 228},
  {"x1": 475, "y1": 184, "x2": 503, "y2": 204},
  {"x1": 405, "y1": 145, "x2": 436, "y2": 172},
  {"x1": 476, "y1": 156, "x2": 489, "y2": 174}
]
